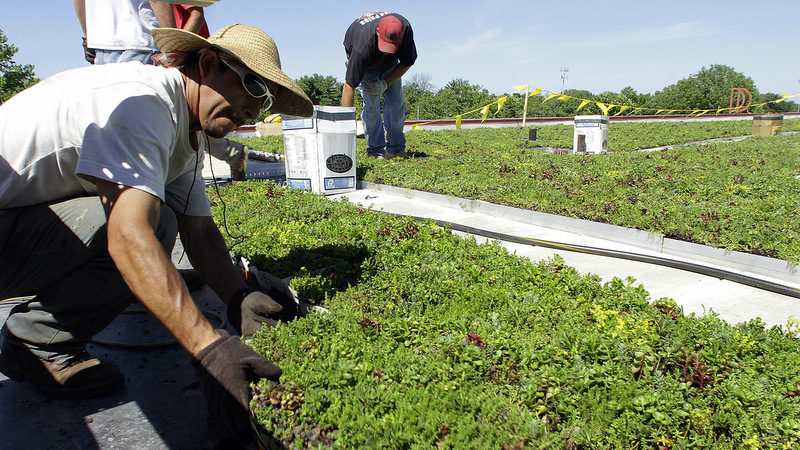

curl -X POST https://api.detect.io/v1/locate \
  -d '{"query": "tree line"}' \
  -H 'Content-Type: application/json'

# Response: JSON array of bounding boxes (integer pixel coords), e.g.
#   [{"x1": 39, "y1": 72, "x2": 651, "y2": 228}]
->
[
  {"x1": 1, "y1": 29, "x2": 795, "y2": 119},
  {"x1": 296, "y1": 65, "x2": 797, "y2": 121},
  {"x1": 0, "y1": 30, "x2": 38, "y2": 103}
]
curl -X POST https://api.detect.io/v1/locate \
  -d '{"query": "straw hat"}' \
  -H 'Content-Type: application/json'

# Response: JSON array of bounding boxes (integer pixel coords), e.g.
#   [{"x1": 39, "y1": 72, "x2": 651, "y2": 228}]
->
[{"x1": 152, "y1": 24, "x2": 313, "y2": 117}]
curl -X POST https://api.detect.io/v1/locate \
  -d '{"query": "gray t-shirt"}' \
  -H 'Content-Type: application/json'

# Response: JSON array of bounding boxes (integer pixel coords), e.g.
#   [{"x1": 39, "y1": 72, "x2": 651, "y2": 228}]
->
[{"x1": 0, "y1": 62, "x2": 210, "y2": 216}]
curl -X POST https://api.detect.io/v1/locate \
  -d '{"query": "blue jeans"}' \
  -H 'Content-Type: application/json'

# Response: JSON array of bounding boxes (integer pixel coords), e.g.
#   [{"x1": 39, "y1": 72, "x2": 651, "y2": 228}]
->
[
  {"x1": 359, "y1": 67, "x2": 406, "y2": 156},
  {"x1": 94, "y1": 49, "x2": 158, "y2": 65}
]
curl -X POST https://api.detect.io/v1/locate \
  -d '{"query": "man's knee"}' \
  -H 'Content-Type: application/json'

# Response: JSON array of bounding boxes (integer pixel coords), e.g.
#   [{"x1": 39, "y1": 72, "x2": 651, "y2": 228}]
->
[{"x1": 361, "y1": 100, "x2": 380, "y2": 117}]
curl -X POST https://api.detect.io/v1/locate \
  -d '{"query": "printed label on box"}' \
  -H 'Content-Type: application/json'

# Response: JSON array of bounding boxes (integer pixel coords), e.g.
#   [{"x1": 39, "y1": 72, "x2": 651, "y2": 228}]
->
[
  {"x1": 287, "y1": 178, "x2": 312, "y2": 190},
  {"x1": 326, "y1": 154, "x2": 354, "y2": 173},
  {"x1": 282, "y1": 118, "x2": 314, "y2": 130},
  {"x1": 324, "y1": 176, "x2": 355, "y2": 190}
]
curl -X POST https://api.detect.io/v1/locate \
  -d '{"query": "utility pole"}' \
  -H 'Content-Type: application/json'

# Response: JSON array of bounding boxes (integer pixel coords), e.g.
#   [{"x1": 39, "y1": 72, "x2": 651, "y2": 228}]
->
[{"x1": 560, "y1": 67, "x2": 569, "y2": 93}]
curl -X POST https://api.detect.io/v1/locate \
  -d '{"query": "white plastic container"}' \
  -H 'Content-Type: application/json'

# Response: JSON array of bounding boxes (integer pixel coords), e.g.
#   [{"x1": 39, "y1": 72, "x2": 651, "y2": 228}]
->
[
  {"x1": 573, "y1": 115, "x2": 609, "y2": 154},
  {"x1": 282, "y1": 106, "x2": 357, "y2": 194}
]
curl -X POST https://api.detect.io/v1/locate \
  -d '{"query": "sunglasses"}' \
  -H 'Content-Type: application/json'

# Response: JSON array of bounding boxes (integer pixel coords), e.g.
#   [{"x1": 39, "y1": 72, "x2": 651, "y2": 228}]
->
[{"x1": 219, "y1": 56, "x2": 275, "y2": 110}]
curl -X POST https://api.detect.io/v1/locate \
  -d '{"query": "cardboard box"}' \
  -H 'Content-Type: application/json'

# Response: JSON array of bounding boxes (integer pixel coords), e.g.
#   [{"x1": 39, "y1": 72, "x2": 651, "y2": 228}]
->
[
  {"x1": 282, "y1": 106, "x2": 357, "y2": 194},
  {"x1": 255, "y1": 122, "x2": 283, "y2": 136},
  {"x1": 753, "y1": 114, "x2": 783, "y2": 137}
]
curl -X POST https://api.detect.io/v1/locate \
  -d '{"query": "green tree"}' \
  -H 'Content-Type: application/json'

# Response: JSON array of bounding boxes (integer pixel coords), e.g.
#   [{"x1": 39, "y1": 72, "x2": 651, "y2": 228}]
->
[
  {"x1": 593, "y1": 91, "x2": 638, "y2": 115},
  {"x1": 754, "y1": 92, "x2": 798, "y2": 113},
  {"x1": 0, "y1": 29, "x2": 38, "y2": 102},
  {"x1": 619, "y1": 86, "x2": 652, "y2": 108},
  {"x1": 433, "y1": 78, "x2": 495, "y2": 119},
  {"x1": 295, "y1": 73, "x2": 342, "y2": 106},
  {"x1": 405, "y1": 72, "x2": 434, "y2": 93},
  {"x1": 524, "y1": 89, "x2": 597, "y2": 118},
  {"x1": 495, "y1": 92, "x2": 527, "y2": 119},
  {"x1": 403, "y1": 72, "x2": 436, "y2": 120},
  {"x1": 647, "y1": 64, "x2": 757, "y2": 111}
]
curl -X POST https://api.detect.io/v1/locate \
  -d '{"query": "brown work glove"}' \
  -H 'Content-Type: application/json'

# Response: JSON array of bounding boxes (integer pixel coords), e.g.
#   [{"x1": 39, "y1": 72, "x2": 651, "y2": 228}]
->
[
  {"x1": 192, "y1": 330, "x2": 281, "y2": 445},
  {"x1": 227, "y1": 289, "x2": 283, "y2": 339}
]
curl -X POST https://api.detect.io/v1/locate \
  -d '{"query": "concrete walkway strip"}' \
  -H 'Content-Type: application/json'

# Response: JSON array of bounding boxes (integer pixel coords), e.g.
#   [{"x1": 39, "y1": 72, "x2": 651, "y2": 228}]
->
[
  {"x1": 356, "y1": 181, "x2": 800, "y2": 286},
  {"x1": 336, "y1": 183, "x2": 800, "y2": 329}
]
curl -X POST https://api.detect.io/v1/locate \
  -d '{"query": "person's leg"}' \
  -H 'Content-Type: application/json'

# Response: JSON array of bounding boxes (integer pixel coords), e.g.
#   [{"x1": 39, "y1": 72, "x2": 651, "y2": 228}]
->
[
  {"x1": 0, "y1": 197, "x2": 116, "y2": 302},
  {"x1": 0, "y1": 196, "x2": 177, "y2": 397},
  {"x1": 382, "y1": 74, "x2": 407, "y2": 156},
  {"x1": 358, "y1": 72, "x2": 386, "y2": 157},
  {"x1": 1, "y1": 196, "x2": 177, "y2": 350},
  {"x1": 0, "y1": 196, "x2": 177, "y2": 398}
]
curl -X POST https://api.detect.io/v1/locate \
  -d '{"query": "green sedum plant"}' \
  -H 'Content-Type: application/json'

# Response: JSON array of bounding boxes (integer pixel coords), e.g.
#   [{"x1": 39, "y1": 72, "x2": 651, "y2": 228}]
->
[
  {"x1": 230, "y1": 135, "x2": 284, "y2": 154},
  {"x1": 361, "y1": 121, "x2": 800, "y2": 263},
  {"x1": 211, "y1": 182, "x2": 800, "y2": 449}
]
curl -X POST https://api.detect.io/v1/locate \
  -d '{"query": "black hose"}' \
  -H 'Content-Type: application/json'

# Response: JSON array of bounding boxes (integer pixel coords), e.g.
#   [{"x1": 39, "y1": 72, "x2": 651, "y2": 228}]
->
[{"x1": 392, "y1": 213, "x2": 800, "y2": 300}]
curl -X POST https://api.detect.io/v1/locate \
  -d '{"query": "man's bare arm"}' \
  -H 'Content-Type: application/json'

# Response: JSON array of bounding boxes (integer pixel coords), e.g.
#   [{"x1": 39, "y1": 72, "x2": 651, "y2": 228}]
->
[
  {"x1": 150, "y1": 1, "x2": 176, "y2": 28},
  {"x1": 176, "y1": 214, "x2": 250, "y2": 306},
  {"x1": 96, "y1": 180, "x2": 219, "y2": 355},
  {"x1": 386, "y1": 65, "x2": 412, "y2": 87},
  {"x1": 73, "y1": 0, "x2": 87, "y2": 38},
  {"x1": 182, "y1": 7, "x2": 206, "y2": 34},
  {"x1": 341, "y1": 82, "x2": 356, "y2": 107}
]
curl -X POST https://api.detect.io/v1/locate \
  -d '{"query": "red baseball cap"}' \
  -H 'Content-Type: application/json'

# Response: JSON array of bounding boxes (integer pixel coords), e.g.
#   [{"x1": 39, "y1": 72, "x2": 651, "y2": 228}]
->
[{"x1": 376, "y1": 15, "x2": 403, "y2": 54}]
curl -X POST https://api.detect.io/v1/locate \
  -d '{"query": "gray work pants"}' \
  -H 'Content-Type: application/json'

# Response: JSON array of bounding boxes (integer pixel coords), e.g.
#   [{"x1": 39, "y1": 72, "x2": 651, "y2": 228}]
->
[{"x1": 0, "y1": 196, "x2": 177, "y2": 355}]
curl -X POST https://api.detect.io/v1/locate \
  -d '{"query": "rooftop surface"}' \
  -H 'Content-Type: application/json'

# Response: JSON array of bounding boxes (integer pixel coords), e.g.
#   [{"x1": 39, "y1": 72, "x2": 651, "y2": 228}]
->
[{"x1": 3, "y1": 181, "x2": 799, "y2": 448}]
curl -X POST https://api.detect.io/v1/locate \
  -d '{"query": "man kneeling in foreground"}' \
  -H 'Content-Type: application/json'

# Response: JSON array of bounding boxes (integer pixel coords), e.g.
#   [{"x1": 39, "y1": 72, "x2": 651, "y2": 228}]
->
[{"x1": 0, "y1": 24, "x2": 313, "y2": 445}]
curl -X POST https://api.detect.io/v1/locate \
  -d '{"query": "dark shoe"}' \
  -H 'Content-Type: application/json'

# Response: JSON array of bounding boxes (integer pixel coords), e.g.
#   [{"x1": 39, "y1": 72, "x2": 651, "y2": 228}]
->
[
  {"x1": 0, "y1": 332, "x2": 124, "y2": 399},
  {"x1": 180, "y1": 268, "x2": 205, "y2": 292},
  {"x1": 385, "y1": 151, "x2": 409, "y2": 160}
]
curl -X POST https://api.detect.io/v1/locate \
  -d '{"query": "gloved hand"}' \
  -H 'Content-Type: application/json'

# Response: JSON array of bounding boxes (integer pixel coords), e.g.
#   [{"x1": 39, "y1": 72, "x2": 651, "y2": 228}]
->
[
  {"x1": 192, "y1": 330, "x2": 282, "y2": 445},
  {"x1": 362, "y1": 79, "x2": 388, "y2": 96},
  {"x1": 227, "y1": 289, "x2": 283, "y2": 339},
  {"x1": 82, "y1": 37, "x2": 96, "y2": 65}
]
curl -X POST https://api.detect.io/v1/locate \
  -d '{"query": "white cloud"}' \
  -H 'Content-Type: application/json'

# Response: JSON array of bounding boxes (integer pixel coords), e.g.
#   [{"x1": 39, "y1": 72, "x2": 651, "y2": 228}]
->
[
  {"x1": 565, "y1": 21, "x2": 727, "y2": 49},
  {"x1": 444, "y1": 27, "x2": 504, "y2": 55}
]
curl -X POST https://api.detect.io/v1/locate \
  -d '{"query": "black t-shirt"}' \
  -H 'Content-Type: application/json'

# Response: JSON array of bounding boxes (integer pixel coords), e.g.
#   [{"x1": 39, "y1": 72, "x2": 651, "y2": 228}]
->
[{"x1": 343, "y1": 12, "x2": 417, "y2": 87}]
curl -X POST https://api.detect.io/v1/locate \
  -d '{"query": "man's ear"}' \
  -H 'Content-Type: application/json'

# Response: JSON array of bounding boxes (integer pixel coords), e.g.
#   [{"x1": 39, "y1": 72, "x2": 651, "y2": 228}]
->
[{"x1": 197, "y1": 48, "x2": 220, "y2": 78}]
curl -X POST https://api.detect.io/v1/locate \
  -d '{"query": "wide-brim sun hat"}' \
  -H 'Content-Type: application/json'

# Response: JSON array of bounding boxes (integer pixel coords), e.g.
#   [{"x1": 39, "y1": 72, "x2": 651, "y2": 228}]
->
[{"x1": 152, "y1": 24, "x2": 313, "y2": 117}]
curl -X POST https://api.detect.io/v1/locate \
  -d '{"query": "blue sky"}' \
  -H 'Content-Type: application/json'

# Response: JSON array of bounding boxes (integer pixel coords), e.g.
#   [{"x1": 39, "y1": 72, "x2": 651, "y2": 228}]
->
[{"x1": 2, "y1": 1, "x2": 799, "y2": 99}]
